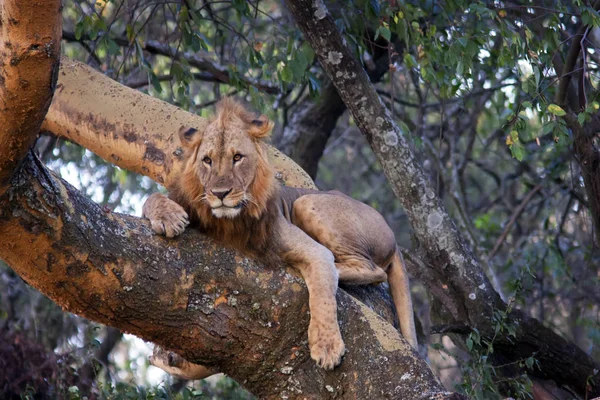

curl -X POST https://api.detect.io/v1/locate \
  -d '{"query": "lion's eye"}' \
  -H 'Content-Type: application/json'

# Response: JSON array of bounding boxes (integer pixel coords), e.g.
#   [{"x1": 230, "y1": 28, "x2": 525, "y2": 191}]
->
[
  {"x1": 233, "y1": 154, "x2": 243, "y2": 163},
  {"x1": 202, "y1": 156, "x2": 212, "y2": 165}
]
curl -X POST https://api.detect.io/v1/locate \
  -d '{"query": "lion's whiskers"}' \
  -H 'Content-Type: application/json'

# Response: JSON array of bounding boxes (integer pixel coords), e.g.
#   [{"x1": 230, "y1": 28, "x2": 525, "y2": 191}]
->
[
  {"x1": 192, "y1": 192, "x2": 207, "y2": 204},
  {"x1": 244, "y1": 194, "x2": 260, "y2": 208}
]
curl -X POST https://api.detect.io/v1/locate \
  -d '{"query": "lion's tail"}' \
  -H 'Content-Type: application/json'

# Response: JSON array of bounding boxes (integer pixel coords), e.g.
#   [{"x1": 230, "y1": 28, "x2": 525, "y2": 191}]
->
[{"x1": 388, "y1": 248, "x2": 418, "y2": 349}]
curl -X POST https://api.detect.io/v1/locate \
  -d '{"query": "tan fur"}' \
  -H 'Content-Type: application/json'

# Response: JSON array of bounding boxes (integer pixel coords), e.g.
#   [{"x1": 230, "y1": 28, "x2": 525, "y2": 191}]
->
[
  {"x1": 144, "y1": 98, "x2": 417, "y2": 377},
  {"x1": 150, "y1": 346, "x2": 214, "y2": 380}
]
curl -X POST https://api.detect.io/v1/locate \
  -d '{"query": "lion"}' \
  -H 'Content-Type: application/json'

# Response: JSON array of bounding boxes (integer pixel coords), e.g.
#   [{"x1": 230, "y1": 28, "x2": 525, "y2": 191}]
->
[{"x1": 142, "y1": 98, "x2": 417, "y2": 376}]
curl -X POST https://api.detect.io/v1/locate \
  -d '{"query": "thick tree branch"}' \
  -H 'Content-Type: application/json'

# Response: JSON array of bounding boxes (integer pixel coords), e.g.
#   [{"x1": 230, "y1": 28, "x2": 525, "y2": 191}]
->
[
  {"x1": 41, "y1": 58, "x2": 313, "y2": 190},
  {"x1": 554, "y1": 0, "x2": 600, "y2": 108},
  {"x1": 0, "y1": 153, "x2": 454, "y2": 399},
  {"x1": 278, "y1": 80, "x2": 346, "y2": 179},
  {"x1": 284, "y1": 0, "x2": 600, "y2": 396},
  {"x1": 284, "y1": 0, "x2": 502, "y2": 333},
  {"x1": 0, "y1": 0, "x2": 62, "y2": 194}
]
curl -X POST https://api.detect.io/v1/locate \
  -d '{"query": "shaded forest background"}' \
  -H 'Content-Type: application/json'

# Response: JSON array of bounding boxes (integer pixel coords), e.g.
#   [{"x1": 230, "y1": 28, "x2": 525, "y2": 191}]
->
[{"x1": 1, "y1": 0, "x2": 599, "y2": 399}]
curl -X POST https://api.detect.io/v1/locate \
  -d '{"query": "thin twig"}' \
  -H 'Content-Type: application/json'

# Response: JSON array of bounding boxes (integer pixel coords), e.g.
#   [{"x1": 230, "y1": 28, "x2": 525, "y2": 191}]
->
[{"x1": 488, "y1": 184, "x2": 543, "y2": 260}]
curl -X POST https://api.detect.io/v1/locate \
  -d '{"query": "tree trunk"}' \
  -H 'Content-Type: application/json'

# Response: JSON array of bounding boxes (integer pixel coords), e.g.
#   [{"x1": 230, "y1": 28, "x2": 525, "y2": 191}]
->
[
  {"x1": 284, "y1": 0, "x2": 600, "y2": 397},
  {"x1": 0, "y1": 152, "x2": 457, "y2": 399},
  {"x1": 0, "y1": 0, "x2": 62, "y2": 194}
]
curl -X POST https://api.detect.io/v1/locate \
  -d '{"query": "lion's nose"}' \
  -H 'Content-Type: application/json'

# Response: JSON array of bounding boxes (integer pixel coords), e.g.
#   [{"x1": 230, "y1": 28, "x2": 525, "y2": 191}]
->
[{"x1": 212, "y1": 189, "x2": 232, "y2": 200}]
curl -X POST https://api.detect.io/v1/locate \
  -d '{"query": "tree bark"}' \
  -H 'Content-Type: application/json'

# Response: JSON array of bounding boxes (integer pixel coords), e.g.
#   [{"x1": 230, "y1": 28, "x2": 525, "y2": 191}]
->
[
  {"x1": 284, "y1": 0, "x2": 600, "y2": 397},
  {"x1": 0, "y1": 0, "x2": 62, "y2": 194},
  {"x1": 0, "y1": 152, "x2": 457, "y2": 399}
]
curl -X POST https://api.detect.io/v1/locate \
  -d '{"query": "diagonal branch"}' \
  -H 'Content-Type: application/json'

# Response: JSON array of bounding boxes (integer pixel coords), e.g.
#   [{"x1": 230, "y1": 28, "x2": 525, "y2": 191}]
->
[
  {"x1": 488, "y1": 185, "x2": 542, "y2": 260},
  {"x1": 284, "y1": 0, "x2": 600, "y2": 396},
  {"x1": 41, "y1": 58, "x2": 311, "y2": 189}
]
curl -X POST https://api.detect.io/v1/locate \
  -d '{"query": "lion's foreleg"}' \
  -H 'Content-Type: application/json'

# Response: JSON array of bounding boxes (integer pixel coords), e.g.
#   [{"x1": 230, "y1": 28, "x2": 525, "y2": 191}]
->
[{"x1": 278, "y1": 222, "x2": 346, "y2": 370}]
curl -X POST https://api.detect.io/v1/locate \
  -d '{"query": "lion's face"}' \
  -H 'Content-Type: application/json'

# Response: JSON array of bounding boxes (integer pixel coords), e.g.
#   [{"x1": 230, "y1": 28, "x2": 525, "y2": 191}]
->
[
  {"x1": 193, "y1": 119, "x2": 262, "y2": 218},
  {"x1": 179, "y1": 98, "x2": 275, "y2": 219}
]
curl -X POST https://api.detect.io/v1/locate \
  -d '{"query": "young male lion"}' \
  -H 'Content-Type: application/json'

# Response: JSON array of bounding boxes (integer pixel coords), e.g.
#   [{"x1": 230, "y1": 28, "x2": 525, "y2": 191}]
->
[{"x1": 143, "y1": 98, "x2": 417, "y2": 373}]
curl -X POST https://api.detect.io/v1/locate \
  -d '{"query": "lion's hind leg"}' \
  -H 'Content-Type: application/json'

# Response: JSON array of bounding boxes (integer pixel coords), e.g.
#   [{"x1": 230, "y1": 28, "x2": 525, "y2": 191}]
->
[{"x1": 335, "y1": 257, "x2": 387, "y2": 285}]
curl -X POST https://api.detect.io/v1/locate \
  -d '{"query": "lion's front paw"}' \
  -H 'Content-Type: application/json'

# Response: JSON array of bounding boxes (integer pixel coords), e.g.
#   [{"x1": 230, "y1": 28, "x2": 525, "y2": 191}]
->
[
  {"x1": 150, "y1": 207, "x2": 189, "y2": 238},
  {"x1": 143, "y1": 193, "x2": 190, "y2": 238},
  {"x1": 308, "y1": 323, "x2": 346, "y2": 370}
]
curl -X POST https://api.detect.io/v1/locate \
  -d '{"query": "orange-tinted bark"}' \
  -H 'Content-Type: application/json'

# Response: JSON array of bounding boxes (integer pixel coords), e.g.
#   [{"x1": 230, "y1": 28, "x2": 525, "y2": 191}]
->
[{"x1": 0, "y1": 0, "x2": 62, "y2": 194}]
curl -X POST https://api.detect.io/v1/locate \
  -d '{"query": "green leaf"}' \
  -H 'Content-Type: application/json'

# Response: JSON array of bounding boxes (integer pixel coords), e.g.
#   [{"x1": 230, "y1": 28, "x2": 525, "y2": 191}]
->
[
  {"x1": 578, "y1": 112, "x2": 587, "y2": 126},
  {"x1": 149, "y1": 72, "x2": 162, "y2": 93},
  {"x1": 75, "y1": 21, "x2": 84, "y2": 41},
  {"x1": 542, "y1": 122, "x2": 555, "y2": 136},
  {"x1": 547, "y1": 104, "x2": 566, "y2": 116},
  {"x1": 509, "y1": 141, "x2": 526, "y2": 161},
  {"x1": 171, "y1": 62, "x2": 185, "y2": 82},
  {"x1": 368, "y1": 0, "x2": 381, "y2": 17},
  {"x1": 379, "y1": 26, "x2": 391, "y2": 42},
  {"x1": 281, "y1": 65, "x2": 293, "y2": 82},
  {"x1": 403, "y1": 53, "x2": 416, "y2": 68},
  {"x1": 300, "y1": 42, "x2": 315, "y2": 65},
  {"x1": 466, "y1": 336, "x2": 473, "y2": 351},
  {"x1": 288, "y1": 59, "x2": 305, "y2": 80},
  {"x1": 525, "y1": 356, "x2": 534, "y2": 369},
  {"x1": 457, "y1": 61, "x2": 464, "y2": 76},
  {"x1": 395, "y1": 19, "x2": 408, "y2": 45}
]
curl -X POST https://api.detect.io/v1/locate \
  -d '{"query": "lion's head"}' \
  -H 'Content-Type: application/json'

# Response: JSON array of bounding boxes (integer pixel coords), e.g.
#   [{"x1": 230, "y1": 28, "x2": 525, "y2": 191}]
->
[{"x1": 177, "y1": 98, "x2": 276, "y2": 220}]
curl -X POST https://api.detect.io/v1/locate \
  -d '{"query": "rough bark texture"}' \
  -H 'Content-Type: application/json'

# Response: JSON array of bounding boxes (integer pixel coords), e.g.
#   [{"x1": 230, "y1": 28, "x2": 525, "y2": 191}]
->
[
  {"x1": 0, "y1": 0, "x2": 62, "y2": 194},
  {"x1": 572, "y1": 126, "x2": 600, "y2": 245},
  {"x1": 42, "y1": 58, "x2": 314, "y2": 190},
  {"x1": 0, "y1": 153, "x2": 457, "y2": 399},
  {"x1": 284, "y1": 0, "x2": 600, "y2": 397}
]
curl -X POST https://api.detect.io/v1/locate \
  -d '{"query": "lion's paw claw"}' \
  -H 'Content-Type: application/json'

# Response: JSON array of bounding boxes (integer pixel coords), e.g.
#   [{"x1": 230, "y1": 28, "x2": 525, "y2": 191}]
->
[
  {"x1": 148, "y1": 204, "x2": 189, "y2": 238},
  {"x1": 308, "y1": 326, "x2": 345, "y2": 370}
]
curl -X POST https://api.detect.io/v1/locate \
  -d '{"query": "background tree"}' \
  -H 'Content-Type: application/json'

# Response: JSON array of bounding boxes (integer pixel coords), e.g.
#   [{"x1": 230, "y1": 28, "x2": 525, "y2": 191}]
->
[{"x1": 1, "y1": 0, "x2": 599, "y2": 399}]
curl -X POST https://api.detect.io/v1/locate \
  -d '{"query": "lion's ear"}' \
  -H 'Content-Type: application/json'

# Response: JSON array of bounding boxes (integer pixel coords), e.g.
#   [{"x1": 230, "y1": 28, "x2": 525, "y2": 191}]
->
[
  {"x1": 178, "y1": 126, "x2": 203, "y2": 148},
  {"x1": 248, "y1": 114, "x2": 274, "y2": 139}
]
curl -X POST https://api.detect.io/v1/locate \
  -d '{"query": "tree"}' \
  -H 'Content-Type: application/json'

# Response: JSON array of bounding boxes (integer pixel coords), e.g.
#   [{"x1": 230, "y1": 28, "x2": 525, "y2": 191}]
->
[
  {"x1": 0, "y1": 3, "x2": 455, "y2": 399},
  {"x1": 1, "y1": 0, "x2": 599, "y2": 399}
]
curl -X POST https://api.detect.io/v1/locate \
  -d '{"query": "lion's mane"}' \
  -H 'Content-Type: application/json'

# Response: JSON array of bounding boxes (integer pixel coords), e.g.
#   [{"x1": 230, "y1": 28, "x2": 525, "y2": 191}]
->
[{"x1": 168, "y1": 98, "x2": 281, "y2": 257}]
